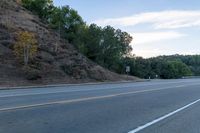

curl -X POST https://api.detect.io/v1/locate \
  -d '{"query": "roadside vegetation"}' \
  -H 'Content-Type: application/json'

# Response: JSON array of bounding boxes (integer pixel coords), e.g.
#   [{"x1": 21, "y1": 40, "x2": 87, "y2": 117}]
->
[
  {"x1": 18, "y1": 0, "x2": 198, "y2": 79},
  {"x1": 122, "y1": 56, "x2": 193, "y2": 79},
  {"x1": 14, "y1": 31, "x2": 38, "y2": 66}
]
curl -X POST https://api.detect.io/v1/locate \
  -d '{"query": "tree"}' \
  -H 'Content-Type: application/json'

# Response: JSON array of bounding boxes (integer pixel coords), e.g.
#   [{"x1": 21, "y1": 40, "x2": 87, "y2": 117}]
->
[
  {"x1": 74, "y1": 24, "x2": 133, "y2": 72},
  {"x1": 16, "y1": 0, "x2": 22, "y2": 4},
  {"x1": 14, "y1": 31, "x2": 38, "y2": 66},
  {"x1": 48, "y1": 6, "x2": 85, "y2": 43},
  {"x1": 21, "y1": 0, "x2": 54, "y2": 20},
  {"x1": 95, "y1": 26, "x2": 133, "y2": 70},
  {"x1": 82, "y1": 24, "x2": 102, "y2": 60}
]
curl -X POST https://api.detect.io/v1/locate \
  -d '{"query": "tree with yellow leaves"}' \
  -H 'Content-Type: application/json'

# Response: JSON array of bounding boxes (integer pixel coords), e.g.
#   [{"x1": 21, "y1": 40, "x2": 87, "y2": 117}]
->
[
  {"x1": 16, "y1": 0, "x2": 22, "y2": 4},
  {"x1": 14, "y1": 31, "x2": 38, "y2": 66}
]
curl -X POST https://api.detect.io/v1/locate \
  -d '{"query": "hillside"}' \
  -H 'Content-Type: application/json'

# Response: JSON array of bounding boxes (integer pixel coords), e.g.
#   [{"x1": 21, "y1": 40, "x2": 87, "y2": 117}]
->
[{"x1": 0, "y1": 0, "x2": 138, "y2": 87}]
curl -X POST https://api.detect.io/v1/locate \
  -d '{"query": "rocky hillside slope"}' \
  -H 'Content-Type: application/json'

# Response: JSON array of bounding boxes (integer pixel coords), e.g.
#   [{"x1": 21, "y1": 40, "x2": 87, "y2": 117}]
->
[{"x1": 0, "y1": 0, "x2": 137, "y2": 86}]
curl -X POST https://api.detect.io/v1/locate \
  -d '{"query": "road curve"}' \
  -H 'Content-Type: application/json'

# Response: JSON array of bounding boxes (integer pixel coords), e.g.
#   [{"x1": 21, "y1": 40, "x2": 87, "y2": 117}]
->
[{"x1": 0, "y1": 79, "x2": 200, "y2": 133}]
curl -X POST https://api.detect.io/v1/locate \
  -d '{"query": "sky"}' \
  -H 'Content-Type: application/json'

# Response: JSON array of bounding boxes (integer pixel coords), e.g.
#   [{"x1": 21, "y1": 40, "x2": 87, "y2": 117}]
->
[{"x1": 53, "y1": 0, "x2": 200, "y2": 58}]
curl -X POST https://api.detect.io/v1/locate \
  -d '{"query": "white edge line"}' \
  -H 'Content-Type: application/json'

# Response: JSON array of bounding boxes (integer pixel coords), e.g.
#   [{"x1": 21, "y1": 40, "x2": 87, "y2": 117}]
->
[
  {"x1": 128, "y1": 98, "x2": 200, "y2": 133},
  {"x1": 0, "y1": 85, "x2": 184, "y2": 112}
]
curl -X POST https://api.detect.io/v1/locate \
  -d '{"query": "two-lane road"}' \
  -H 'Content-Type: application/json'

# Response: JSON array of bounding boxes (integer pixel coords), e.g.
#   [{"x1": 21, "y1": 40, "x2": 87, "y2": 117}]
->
[{"x1": 0, "y1": 79, "x2": 200, "y2": 133}]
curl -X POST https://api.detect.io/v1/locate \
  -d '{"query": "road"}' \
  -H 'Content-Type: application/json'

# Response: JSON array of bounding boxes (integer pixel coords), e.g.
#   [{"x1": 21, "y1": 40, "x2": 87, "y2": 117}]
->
[{"x1": 0, "y1": 79, "x2": 200, "y2": 133}]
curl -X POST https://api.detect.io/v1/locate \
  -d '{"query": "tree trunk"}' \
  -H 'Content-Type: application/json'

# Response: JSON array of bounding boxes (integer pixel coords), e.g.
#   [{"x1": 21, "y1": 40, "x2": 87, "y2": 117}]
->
[{"x1": 24, "y1": 45, "x2": 29, "y2": 66}]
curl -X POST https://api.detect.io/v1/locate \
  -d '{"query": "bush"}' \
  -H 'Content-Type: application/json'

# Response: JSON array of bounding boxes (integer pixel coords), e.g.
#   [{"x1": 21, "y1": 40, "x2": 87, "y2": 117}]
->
[{"x1": 23, "y1": 66, "x2": 41, "y2": 80}]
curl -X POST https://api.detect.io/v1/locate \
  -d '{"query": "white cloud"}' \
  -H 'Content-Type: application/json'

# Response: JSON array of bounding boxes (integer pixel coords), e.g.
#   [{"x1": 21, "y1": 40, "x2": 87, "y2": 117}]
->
[
  {"x1": 130, "y1": 31, "x2": 186, "y2": 57},
  {"x1": 131, "y1": 31, "x2": 186, "y2": 45},
  {"x1": 133, "y1": 49, "x2": 165, "y2": 58},
  {"x1": 93, "y1": 10, "x2": 200, "y2": 29},
  {"x1": 134, "y1": 49, "x2": 200, "y2": 58}
]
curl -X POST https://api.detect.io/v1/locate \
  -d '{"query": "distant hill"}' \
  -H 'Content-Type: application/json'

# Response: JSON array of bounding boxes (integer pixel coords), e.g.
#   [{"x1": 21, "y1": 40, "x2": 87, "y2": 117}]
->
[{"x1": 0, "y1": 0, "x2": 137, "y2": 87}]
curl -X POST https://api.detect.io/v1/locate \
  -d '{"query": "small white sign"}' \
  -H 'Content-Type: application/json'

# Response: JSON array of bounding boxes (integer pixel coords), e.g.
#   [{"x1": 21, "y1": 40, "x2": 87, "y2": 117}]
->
[{"x1": 126, "y1": 66, "x2": 130, "y2": 73}]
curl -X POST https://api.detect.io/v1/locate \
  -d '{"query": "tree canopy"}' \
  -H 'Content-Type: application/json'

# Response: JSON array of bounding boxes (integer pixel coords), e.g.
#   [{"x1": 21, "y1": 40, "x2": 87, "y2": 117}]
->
[
  {"x1": 121, "y1": 56, "x2": 193, "y2": 79},
  {"x1": 21, "y1": 0, "x2": 54, "y2": 20},
  {"x1": 14, "y1": 31, "x2": 38, "y2": 66}
]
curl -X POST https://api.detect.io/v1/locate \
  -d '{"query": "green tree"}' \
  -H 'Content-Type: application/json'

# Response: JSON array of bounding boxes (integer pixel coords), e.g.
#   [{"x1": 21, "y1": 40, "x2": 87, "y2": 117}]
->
[
  {"x1": 48, "y1": 6, "x2": 85, "y2": 42},
  {"x1": 76, "y1": 24, "x2": 133, "y2": 72},
  {"x1": 96, "y1": 26, "x2": 133, "y2": 70},
  {"x1": 21, "y1": 0, "x2": 54, "y2": 20}
]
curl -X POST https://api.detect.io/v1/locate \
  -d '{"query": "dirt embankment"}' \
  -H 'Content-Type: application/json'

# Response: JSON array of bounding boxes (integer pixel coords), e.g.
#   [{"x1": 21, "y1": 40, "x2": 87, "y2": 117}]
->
[{"x1": 0, "y1": 0, "x2": 138, "y2": 87}]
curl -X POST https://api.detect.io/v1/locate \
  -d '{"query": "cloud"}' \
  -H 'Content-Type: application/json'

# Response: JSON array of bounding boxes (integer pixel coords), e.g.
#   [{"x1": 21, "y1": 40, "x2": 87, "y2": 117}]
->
[
  {"x1": 133, "y1": 49, "x2": 166, "y2": 58},
  {"x1": 134, "y1": 49, "x2": 200, "y2": 58},
  {"x1": 130, "y1": 31, "x2": 186, "y2": 57},
  {"x1": 93, "y1": 10, "x2": 200, "y2": 29},
  {"x1": 131, "y1": 31, "x2": 186, "y2": 45}
]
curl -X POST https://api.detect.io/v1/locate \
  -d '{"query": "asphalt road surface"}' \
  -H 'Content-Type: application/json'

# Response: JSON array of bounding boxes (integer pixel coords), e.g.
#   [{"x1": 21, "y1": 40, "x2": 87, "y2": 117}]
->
[{"x1": 0, "y1": 79, "x2": 200, "y2": 133}]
